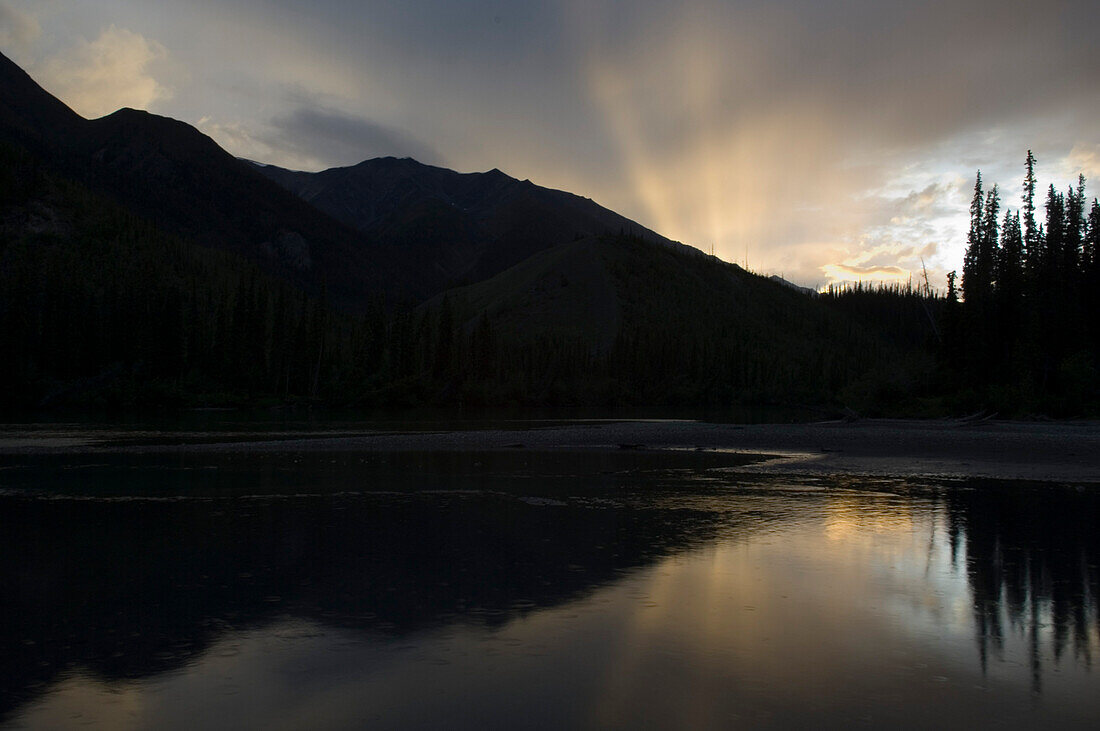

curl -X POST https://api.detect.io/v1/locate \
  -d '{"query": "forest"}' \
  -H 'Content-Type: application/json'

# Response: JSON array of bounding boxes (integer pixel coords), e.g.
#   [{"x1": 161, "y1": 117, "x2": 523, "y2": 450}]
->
[{"x1": 945, "y1": 151, "x2": 1100, "y2": 415}]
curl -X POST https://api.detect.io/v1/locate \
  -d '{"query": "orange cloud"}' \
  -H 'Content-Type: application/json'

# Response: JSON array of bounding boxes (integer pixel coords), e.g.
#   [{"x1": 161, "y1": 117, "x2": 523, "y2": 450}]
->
[{"x1": 36, "y1": 26, "x2": 170, "y2": 119}]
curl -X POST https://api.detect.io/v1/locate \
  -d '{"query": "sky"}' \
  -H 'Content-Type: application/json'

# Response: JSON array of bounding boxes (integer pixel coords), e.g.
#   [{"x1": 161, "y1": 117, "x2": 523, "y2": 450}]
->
[{"x1": 2, "y1": 0, "x2": 1098, "y2": 289}]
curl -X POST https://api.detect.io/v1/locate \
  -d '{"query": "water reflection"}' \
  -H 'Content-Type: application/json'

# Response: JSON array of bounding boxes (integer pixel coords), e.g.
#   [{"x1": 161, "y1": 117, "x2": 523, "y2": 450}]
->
[
  {"x1": 1, "y1": 453, "x2": 1098, "y2": 728},
  {"x1": 945, "y1": 483, "x2": 1100, "y2": 690}
]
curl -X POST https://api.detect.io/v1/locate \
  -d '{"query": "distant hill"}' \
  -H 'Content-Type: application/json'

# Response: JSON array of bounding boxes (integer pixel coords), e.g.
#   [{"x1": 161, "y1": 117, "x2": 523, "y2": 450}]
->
[
  {"x1": 768, "y1": 274, "x2": 817, "y2": 297},
  {"x1": 255, "y1": 157, "x2": 692, "y2": 300}
]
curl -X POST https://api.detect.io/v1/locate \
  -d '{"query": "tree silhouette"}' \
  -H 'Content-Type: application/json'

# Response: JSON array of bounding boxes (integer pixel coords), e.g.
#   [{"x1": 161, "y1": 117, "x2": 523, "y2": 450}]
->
[{"x1": 948, "y1": 154, "x2": 1099, "y2": 414}]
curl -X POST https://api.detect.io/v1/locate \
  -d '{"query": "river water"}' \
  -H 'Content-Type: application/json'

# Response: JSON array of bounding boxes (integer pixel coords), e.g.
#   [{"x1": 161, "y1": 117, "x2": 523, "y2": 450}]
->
[{"x1": 1, "y1": 447, "x2": 1097, "y2": 728}]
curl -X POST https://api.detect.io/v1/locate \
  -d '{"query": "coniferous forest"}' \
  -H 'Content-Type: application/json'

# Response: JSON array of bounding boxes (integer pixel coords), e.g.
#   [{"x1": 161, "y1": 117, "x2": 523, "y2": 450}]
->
[{"x1": 943, "y1": 151, "x2": 1100, "y2": 415}]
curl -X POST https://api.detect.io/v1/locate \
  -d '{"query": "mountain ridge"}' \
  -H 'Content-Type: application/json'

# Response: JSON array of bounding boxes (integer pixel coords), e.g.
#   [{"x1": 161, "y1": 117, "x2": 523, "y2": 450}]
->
[
  {"x1": 254, "y1": 155, "x2": 698, "y2": 299},
  {"x1": 0, "y1": 52, "x2": 405, "y2": 308},
  {"x1": 2, "y1": 49, "x2": 701, "y2": 308}
]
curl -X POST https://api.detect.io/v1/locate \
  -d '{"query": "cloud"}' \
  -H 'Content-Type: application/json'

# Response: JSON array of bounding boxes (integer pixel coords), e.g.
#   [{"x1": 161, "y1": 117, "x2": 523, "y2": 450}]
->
[
  {"x1": 35, "y1": 25, "x2": 170, "y2": 119},
  {"x1": 194, "y1": 117, "x2": 290, "y2": 165},
  {"x1": 1061, "y1": 145, "x2": 1100, "y2": 182},
  {"x1": 0, "y1": 0, "x2": 40, "y2": 61},
  {"x1": 562, "y1": 0, "x2": 1100, "y2": 288},
  {"x1": 266, "y1": 106, "x2": 442, "y2": 169},
  {"x1": 197, "y1": 105, "x2": 442, "y2": 172},
  {"x1": 822, "y1": 264, "x2": 912, "y2": 281}
]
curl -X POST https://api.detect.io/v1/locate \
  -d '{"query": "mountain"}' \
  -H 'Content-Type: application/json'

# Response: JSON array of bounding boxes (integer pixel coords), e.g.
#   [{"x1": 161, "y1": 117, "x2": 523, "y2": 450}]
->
[
  {"x1": 429, "y1": 234, "x2": 868, "y2": 352},
  {"x1": 0, "y1": 51, "x2": 399, "y2": 309},
  {"x1": 255, "y1": 157, "x2": 693, "y2": 299},
  {"x1": 424, "y1": 235, "x2": 625, "y2": 349},
  {"x1": 2, "y1": 50, "x2": 694, "y2": 309},
  {"x1": 768, "y1": 275, "x2": 817, "y2": 296},
  {"x1": 418, "y1": 234, "x2": 899, "y2": 405},
  {"x1": 0, "y1": 52, "x2": 85, "y2": 156}
]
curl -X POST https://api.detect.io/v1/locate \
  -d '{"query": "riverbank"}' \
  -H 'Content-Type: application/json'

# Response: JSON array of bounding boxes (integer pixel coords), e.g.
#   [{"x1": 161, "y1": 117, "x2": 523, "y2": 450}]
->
[{"x1": 2, "y1": 418, "x2": 1098, "y2": 483}]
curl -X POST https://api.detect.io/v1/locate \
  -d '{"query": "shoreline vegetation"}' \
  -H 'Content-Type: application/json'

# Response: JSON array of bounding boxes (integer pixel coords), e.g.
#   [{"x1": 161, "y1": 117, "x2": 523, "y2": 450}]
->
[{"x1": 3, "y1": 418, "x2": 1098, "y2": 484}]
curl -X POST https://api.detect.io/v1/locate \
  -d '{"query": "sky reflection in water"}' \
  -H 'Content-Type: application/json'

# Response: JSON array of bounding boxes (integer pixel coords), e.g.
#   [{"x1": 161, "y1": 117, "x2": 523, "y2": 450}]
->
[{"x1": 1, "y1": 451, "x2": 1097, "y2": 729}]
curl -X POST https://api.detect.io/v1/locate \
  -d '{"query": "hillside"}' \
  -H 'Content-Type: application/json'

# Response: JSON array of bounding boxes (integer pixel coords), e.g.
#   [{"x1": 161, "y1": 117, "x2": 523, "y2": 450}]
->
[
  {"x1": 256, "y1": 157, "x2": 689, "y2": 300},
  {"x1": 414, "y1": 235, "x2": 918, "y2": 407},
  {"x1": 0, "y1": 142, "x2": 386, "y2": 408}
]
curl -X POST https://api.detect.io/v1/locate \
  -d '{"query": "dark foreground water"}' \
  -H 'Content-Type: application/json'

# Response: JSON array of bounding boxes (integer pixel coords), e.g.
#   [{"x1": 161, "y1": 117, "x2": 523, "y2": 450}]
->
[{"x1": 1, "y1": 450, "x2": 1097, "y2": 729}]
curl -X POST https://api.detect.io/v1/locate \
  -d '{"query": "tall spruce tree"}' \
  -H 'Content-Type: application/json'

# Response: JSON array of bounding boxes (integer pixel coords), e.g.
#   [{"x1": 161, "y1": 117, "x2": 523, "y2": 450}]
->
[
  {"x1": 1064, "y1": 175, "x2": 1085, "y2": 280},
  {"x1": 1023, "y1": 150, "x2": 1039, "y2": 278},
  {"x1": 1043, "y1": 185, "x2": 1066, "y2": 284},
  {"x1": 997, "y1": 210, "x2": 1023, "y2": 300},
  {"x1": 1084, "y1": 199, "x2": 1100, "y2": 351},
  {"x1": 962, "y1": 172, "x2": 984, "y2": 304},
  {"x1": 996, "y1": 209, "x2": 1024, "y2": 356},
  {"x1": 980, "y1": 185, "x2": 1000, "y2": 291},
  {"x1": 1086, "y1": 199, "x2": 1100, "y2": 278}
]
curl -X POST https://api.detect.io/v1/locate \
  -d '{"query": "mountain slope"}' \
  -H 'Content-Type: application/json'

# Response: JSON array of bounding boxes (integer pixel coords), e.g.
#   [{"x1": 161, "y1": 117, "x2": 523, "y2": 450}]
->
[
  {"x1": 420, "y1": 234, "x2": 901, "y2": 404},
  {"x1": 256, "y1": 157, "x2": 692, "y2": 300},
  {"x1": 2, "y1": 50, "x2": 694, "y2": 309},
  {"x1": 0, "y1": 52, "x2": 85, "y2": 156},
  {"x1": 425, "y1": 236, "x2": 623, "y2": 349},
  {"x1": 0, "y1": 51, "x2": 400, "y2": 309},
  {"x1": 0, "y1": 143, "x2": 376, "y2": 407}
]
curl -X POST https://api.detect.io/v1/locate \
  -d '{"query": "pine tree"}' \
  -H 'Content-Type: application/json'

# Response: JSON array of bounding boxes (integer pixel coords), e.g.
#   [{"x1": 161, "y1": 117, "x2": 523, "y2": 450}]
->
[
  {"x1": 997, "y1": 210, "x2": 1023, "y2": 300},
  {"x1": 962, "y1": 172, "x2": 984, "y2": 304},
  {"x1": 1023, "y1": 150, "x2": 1039, "y2": 278},
  {"x1": 1043, "y1": 185, "x2": 1066, "y2": 285},
  {"x1": 980, "y1": 185, "x2": 1000, "y2": 291},
  {"x1": 995, "y1": 210, "x2": 1024, "y2": 366},
  {"x1": 1063, "y1": 175, "x2": 1085, "y2": 281},
  {"x1": 1086, "y1": 199, "x2": 1100, "y2": 278},
  {"x1": 1084, "y1": 199, "x2": 1100, "y2": 351}
]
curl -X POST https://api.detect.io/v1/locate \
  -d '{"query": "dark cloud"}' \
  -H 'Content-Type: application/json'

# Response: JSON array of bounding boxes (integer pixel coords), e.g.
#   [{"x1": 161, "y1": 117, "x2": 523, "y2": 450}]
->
[{"x1": 265, "y1": 106, "x2": 443, "y2": 169}]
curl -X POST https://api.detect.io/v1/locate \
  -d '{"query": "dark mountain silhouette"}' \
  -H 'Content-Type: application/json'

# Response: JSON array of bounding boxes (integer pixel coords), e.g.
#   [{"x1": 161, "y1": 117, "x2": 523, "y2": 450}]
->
[
  {"x1": 1, "y1": 49, "x2": 694, "y2": 308},
  {"x1": 0, "y1": 51, "x2": 400, "y2": 309},
  {"x1": 426, "y1": 237, "x2": 829, "y2": 347},
  {"x1": 255, "y1": 156, "x2": 691, "y2": 299},
  {"x1": 0, "y1": 52, "x2": 84, "y2": 156}
]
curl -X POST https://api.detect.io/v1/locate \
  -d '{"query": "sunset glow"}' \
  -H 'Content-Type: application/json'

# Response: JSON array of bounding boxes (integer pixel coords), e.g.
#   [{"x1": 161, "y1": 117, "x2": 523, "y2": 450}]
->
[{"x1": 3, "y1": 0, "x2": 1096, "y2": 288}]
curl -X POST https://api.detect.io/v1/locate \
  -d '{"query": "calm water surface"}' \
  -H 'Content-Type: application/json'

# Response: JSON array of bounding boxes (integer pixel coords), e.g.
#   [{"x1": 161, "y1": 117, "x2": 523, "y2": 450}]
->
[{"x1": 1, "y1": 449, "x2": 1097, "y2": 729}]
